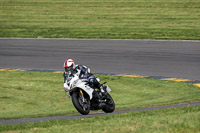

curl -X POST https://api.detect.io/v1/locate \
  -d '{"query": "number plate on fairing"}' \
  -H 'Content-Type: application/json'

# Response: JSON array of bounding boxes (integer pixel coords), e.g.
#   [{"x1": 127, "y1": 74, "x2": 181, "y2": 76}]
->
[{"x1": 106, "y1": 85, "x2": 111, "y2": 92}]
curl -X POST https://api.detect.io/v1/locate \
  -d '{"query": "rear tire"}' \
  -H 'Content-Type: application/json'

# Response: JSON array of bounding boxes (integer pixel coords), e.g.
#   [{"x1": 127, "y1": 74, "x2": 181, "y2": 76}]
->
[
  {"x1": 102, "y1": 93, "x2": 115, "y2": 113},
  {"x1": 72, "y1": 92, "x2": 90, "y2": 115}
]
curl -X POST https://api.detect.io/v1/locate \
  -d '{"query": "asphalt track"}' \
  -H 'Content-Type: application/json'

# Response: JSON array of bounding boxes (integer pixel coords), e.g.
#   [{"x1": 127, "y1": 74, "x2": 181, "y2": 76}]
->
[
  {"x1": 0, "y1": 38, "x2": 200, "y2": 80},
  {"x1": 1, "y1": 101, "x2": 200, "y2": 125},
  {"x1": 0, "y1": 38, "x2": 200, "y2": 124}
]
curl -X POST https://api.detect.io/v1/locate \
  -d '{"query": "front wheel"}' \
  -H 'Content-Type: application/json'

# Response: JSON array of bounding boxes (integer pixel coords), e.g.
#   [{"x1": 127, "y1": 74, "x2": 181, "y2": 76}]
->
[
  {"x1": 72, "y1": 91, "x2": 90, "y2": 115},
  {"x1": 102, "y1": 93, "x2": 115, "y2": 113}
]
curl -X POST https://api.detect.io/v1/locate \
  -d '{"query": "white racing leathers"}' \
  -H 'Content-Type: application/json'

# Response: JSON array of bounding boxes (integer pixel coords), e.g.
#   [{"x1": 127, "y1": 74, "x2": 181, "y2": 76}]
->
[{"x1": 63, "y1": 64, "x2": 90, "y2": 92}]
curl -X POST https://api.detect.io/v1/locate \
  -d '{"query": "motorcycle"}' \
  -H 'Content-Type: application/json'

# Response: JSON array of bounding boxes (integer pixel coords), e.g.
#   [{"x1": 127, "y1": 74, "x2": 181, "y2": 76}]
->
[{"x1": 65, "y1": 73, "x2": 115, "y2": 115}]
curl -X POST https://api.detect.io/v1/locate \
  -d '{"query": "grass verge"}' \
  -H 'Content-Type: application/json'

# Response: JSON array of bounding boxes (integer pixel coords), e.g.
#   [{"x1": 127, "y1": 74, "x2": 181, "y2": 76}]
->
[
  {"x1": 0, "y1": 0, "x2": 200, "y2": 40},
  {"x1": 0, "y1": 71, "x2": 200, "y2": 120},
  {"x1": 0, "y1": 105, "x2": 200, "y2": 132}
]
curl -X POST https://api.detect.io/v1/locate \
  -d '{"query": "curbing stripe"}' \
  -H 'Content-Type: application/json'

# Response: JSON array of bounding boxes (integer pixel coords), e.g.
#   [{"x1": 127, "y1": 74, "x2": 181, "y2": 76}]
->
[
  {"x1": 144, "y1": 76, "x2": 172, "y2": 79},
  {"x1": 0, "y1": 68, "x2": 10, "y2": 71},
  {"x1": 118, "y1": 74, "x2": 148, "y2": 78},
  {"x1": 8, "y1": 69, "x2": 24, "y2": 71},
  {"x1": 162, "y1": 78, "x2": 193, "y2": 82},
  {"x1": 194, "y1": 84, "x2": 200, "y2": 87},
  {"x1": 54, "y1": 71, "x2": 64, "y2": 73},
  {"x1": 0, "y1": 68, "x2": 200, "y2": 88}
]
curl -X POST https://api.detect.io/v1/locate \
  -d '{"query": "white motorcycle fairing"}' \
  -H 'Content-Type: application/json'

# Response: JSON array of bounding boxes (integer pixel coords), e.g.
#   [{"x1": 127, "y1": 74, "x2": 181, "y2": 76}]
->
[
  {"x1": 68, "y1": 75, "x2": 94, "y2": 100},
  {"x1": 64, "y1": 72, "x2": 115, "y2": 115}
]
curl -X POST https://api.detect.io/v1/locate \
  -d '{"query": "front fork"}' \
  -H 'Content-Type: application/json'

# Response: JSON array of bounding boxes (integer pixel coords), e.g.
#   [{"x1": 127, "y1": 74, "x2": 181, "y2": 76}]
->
[
  {"x1": 79, "y1": 89, "x2": 89, "y2": 110},
  {"x1": 79, "y1": 89, "x2": 86, "y2": 103}
]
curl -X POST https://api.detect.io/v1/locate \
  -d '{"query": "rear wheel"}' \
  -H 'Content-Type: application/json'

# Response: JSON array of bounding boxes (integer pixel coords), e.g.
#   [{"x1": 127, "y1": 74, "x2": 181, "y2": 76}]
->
[
  {"x1": 102, "y1": 93, "x2": 115, "y2": 113},
  {"x1": 72, "y1": 91, "x2": 90, "y2": 115}
]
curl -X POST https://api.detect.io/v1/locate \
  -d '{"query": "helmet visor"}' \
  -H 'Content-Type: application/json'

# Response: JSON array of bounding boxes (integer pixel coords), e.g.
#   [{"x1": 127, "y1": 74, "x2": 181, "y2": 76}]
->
[
  {"x1": 67, "y1": 66, "x2": 73, "y2": 71},
  {"x1": 65, "y1": 64, "x2": 74, "y2": 71}
]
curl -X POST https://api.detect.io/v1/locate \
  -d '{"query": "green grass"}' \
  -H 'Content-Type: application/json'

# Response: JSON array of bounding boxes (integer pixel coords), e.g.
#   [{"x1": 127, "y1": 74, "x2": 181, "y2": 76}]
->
[
  {"x1": 0, "y1": 71, "x2": 200, "y2": 120},
  {"x1": 0, "y1": 105, "x2": 200, "y2": 133},
  {"x1": 1, "y1": 0, "x2": 200, "y2": 40}
]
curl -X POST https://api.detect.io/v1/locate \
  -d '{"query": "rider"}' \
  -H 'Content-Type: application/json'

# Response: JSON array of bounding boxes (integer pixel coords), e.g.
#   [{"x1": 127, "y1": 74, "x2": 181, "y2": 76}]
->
[{"x1": 63, "y1": 59, "x2": 102, "y2": 92}]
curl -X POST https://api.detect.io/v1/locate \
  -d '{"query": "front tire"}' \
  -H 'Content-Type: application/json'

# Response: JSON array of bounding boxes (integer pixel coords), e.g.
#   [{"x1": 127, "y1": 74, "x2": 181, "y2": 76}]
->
[
  {"x1": 102, "y1": 93, "x2": 115, "y2": 113},
  {"x1": 72, "y1": 91, "x2": 90, "y2": 115}
]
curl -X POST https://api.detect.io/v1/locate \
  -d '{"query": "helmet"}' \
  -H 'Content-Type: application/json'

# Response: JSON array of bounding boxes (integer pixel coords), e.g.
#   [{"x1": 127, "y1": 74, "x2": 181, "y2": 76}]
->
[{"x1": 64, "y1": 59, "x2": 75, "y2": 71}]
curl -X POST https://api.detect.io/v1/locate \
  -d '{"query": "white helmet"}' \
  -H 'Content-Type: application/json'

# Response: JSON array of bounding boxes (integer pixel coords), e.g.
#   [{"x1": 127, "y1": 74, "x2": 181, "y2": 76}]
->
[{"x1": 64, "y1": 59, "x2": 75, "y2": 71}]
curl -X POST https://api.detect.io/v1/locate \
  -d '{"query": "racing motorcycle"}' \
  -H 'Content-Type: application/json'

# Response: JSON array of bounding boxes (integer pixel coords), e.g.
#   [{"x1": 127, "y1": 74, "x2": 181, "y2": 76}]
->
[{"x1": 65, "y1": 73, "x2": 115, "y2": 115}]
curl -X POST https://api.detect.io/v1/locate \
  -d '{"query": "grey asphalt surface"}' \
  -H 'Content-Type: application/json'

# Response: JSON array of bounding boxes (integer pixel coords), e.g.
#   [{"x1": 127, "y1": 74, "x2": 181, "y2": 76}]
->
[
  {"x1": 1, "y1": 101, "x2": 200, "y2": 125},
  {"x1": 0, "y1": 38, "x2": 200, "y2": 80},
  {"x1": 0, "y1": 38, "x2": 200, "y2": 124}
]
